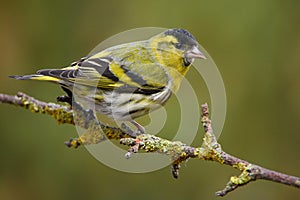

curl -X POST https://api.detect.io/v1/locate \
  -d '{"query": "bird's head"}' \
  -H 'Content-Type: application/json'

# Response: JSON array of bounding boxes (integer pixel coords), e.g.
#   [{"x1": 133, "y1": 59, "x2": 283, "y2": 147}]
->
[{"x1": 150, "y1": 28, "x2": 206, "y2": 75}]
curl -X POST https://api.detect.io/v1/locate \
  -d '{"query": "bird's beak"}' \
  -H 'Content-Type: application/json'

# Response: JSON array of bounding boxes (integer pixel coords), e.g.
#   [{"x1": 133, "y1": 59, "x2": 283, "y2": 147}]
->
[{"x1": 186, "y1": 46, "x2": 206, "y2": 59}]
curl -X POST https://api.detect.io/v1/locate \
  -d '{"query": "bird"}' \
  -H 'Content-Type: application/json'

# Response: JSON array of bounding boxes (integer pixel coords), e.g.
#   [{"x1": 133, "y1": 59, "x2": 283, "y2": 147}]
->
[{"x1": 10, "y1": 28, "x2": 206, "y2": 135}]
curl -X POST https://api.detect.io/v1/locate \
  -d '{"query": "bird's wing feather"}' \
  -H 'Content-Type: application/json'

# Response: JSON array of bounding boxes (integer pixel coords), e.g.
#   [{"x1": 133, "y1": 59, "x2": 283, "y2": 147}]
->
[{"x1": 38, "y1": 45, "x2": 168, "y2": 95}]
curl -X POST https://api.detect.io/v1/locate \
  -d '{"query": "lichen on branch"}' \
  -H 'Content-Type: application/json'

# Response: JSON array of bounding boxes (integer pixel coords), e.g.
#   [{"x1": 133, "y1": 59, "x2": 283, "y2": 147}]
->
[{"x1": 0, "y1": 92, "x2": 299, "y2": 196}]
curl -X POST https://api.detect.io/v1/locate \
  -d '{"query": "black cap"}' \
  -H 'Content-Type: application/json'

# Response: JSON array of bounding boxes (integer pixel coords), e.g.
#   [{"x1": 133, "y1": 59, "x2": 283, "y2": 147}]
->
[{"x1": 164, "y1": 28, "x2": 197, "y2": 46}]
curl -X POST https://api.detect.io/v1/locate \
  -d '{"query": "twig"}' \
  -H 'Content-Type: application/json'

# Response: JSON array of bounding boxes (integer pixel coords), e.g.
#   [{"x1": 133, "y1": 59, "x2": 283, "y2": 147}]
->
[
  {"x1": 0, "y1": 92, "x2": 299, "y2": 196},
  {"x1": 199, "y1": 103, "x2": 300, "y2": 196}
]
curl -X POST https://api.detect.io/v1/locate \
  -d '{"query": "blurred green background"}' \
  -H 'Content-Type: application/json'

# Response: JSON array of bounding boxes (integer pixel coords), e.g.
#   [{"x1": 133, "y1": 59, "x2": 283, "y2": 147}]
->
[{"x1": 1, "y1": 0, "x2": 300, "y2": 199}]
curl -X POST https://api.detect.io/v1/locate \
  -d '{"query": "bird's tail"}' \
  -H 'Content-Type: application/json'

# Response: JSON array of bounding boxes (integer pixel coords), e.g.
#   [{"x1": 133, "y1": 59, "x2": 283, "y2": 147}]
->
[
  {"x1": 9, "y1": 74, "x2": 60, "y2": 82},
  {"x1": 10, "y1": 67, "x2": 79, "y2": 83}
]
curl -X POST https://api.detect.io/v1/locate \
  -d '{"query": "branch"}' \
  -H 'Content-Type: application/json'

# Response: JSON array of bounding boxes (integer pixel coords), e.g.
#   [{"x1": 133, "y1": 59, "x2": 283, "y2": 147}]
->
[
  {"x1": 0, "y1": 92, "x2": 299, "y2": 196},
  {"x1": 0, "y1": 92, "x2": 132, "y2": 147}
]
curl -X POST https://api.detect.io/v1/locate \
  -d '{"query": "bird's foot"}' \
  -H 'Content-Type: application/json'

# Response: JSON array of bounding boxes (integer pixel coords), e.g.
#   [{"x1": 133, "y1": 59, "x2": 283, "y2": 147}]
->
[
  {"x1": 130, "y1": 120, "x2": 146, "y2": 135},
  {"x1": 120, "y1": 120, "x2": 146, "y2": 138},
  {"x1": 56, "y1": 95, "x2": 72, "y2": 106}
]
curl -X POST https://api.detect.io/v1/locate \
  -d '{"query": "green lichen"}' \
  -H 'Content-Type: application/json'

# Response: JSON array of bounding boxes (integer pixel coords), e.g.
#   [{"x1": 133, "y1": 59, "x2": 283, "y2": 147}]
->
[{"x1": 230, "y1": 163, "x2": 253, "y2": 185}]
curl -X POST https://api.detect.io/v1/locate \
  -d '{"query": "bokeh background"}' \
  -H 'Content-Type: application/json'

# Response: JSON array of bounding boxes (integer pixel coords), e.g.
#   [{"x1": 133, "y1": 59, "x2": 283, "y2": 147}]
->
[{"x1": 1, "y1": 0, "x2": 300, "y2": 199}]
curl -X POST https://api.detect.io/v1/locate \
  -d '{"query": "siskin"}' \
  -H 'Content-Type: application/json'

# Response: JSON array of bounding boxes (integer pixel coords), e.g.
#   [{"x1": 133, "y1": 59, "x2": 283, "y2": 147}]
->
[{"x1": 11, "y1": 28, "x2": 206, "y2": 134}]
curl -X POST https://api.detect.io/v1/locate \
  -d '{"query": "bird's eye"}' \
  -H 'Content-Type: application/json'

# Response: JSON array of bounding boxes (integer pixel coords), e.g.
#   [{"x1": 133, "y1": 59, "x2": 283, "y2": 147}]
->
[{"x1": 174, "y1": 43, "x2": 183, "y2": 49}]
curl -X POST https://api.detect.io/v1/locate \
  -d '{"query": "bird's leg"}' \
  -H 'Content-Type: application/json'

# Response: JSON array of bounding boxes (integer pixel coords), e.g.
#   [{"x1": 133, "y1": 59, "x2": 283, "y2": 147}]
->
[
  {"x1": 57, "y1": 95, "x2": 72, "y2": 105},
  {"x1": 57, "y1": 87, "x2": 73, "y2": 106},
  {"x1": 130, "y1": 120, "x2": 146, "y2": 135}
]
